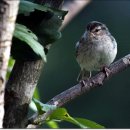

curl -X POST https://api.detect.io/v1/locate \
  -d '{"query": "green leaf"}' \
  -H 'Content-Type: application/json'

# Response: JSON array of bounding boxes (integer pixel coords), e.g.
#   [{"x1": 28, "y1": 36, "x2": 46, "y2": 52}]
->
[
  {"x1": 29, "y1": 100, "x2": 37, "y2": 112},
  {"x1": 32, "y1": 98, "x2": 57, "y2": 115},
  {"x1": 19, "y1": 0, "x2": 68, "y2": 19},
  {"x1": 46, "y1": 121, "x2": 59, "y2": 128},
  {"x1": 49, "y1": 108, "x2": 105, "y2": 128},
  {"x1": 74, "y1": 118, "x2": 105, "y2": 128},
  {"x1": 8, "y1": 57, "x2": 15, "y2": 67},
  {"x1": 14, "y1": 23, "x2": 46, "y2": 62},
  {"x1": 36, "y1": 14, "x2": 62, "y2": 44},
  {"x1": 6, "y1": 57, "x2": 15, "y2": 80},
  {"x1": 49, "y1": 108, "x2": 86, "y2": 128},
  {"x1": 30, "y1": 102, "x2": 105, "y2": 128},
  {"x1": 49, "y1": 108, "x2": 68, "y2": 120},
  {"x1": 33, "y1": 87, "x2": 40, "y2": 100}
]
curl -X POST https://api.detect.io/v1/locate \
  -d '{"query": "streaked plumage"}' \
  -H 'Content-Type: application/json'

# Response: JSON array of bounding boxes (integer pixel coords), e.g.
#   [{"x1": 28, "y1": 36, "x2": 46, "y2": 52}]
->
[{"x1": 76, "y1": 21, "x2": 117, "y2": 81}]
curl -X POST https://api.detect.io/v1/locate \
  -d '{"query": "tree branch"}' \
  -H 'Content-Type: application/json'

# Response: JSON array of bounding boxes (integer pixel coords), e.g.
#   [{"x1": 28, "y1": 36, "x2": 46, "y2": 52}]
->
[
  {"x1": 28, "y1": 54, "x2": 130, "y2": 126},
  {"x1": 3, "y1": 60, "x2": 43, "y2": 128},
  {"x1": 0, "y1": 0, "x2": 19, "y2": 128},
  {"x1": 61, "y1": 0, "x2": 91, "y2": 29}
]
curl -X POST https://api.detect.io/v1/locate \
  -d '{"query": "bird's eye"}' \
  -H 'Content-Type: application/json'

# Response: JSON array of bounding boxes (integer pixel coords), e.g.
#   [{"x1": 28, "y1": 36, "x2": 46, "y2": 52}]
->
[{"x1": 95, "y1": 29, "x2": 100, "y2": 32}]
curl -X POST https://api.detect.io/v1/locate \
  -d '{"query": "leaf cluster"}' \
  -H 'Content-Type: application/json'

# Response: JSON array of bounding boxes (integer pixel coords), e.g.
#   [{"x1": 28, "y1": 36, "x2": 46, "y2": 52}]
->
[
  {"x1": 31, "y1": 98, "x2": 105, "y2": 128},
  {"x1": 12, "y1": 0, "x2": 68, "y2": 61}
]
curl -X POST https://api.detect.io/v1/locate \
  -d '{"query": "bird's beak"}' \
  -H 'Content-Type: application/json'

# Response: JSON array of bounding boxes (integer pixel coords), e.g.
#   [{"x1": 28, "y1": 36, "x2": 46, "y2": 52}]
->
[{"x1": 88, "y1": 31, "x2": 95, "y2": 38}]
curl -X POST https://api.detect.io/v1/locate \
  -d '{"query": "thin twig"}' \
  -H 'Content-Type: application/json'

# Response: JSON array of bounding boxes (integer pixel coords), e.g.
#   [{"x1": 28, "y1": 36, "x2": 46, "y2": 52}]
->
[
  {"x1": 28, "y1": 54, "x2": 130, "y2": 126},
  {"x1": 61, "y1": 0, "x2": 91, "y2": 29}
]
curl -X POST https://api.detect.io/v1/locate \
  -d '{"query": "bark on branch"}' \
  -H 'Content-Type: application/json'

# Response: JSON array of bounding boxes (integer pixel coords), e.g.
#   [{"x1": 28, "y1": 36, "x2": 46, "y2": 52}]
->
[
  {"x1": 28, "y1": 54, "x2": 130, "y2": 126},
  {"x1": 0, "y1": 0, "x2": 19, "y2": 128},
  {"x1": 3, "y1": 60, "x2": 43, "y2": 128}
]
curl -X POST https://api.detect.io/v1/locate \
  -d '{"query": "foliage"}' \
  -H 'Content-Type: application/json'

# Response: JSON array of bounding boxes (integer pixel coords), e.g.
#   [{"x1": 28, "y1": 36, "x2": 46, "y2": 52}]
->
[
  {"x1": 6, "y1": 58, "x2": 15, "y2": 79},
  {"x1": 19, "y1": 0, "x2": 67, "y2": 18},
  {"x1": 12, "y1": 0, "x2": 68, "y2": 60},
  {"x1": 30, "y1": 92, "x2": 59, "y2": 128},
  {"x1": 32, "y1": 98, "x2": 57, "y2": 115},
  {"x1": 31, "y1": 98, "x2": 105, "y2": 128},
  {"x1": 14, "y1": 23, "x2": 46, "y2": 61},
  {"x1": 14, "y1": 24, "x2": 46, "y2": 62}
]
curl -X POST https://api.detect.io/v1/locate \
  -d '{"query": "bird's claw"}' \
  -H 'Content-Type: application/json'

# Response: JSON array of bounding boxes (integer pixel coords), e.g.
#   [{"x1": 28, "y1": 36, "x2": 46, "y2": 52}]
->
[
  {"x1": 79, "y1": 80, "x2": 86, "y2": 87},
  {"x1": 102, "y1": 66, "x2": 111, "y2": 77}
]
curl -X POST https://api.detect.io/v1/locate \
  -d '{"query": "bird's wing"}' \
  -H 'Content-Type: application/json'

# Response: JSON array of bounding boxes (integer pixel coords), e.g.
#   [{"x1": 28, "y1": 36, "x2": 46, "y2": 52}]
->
[
  {"x1": 110, "y1": 35, "x2": 117, "y2": 49},
  {"x1": 75, "y1": 41, "x2": 80, "y2": 57}
]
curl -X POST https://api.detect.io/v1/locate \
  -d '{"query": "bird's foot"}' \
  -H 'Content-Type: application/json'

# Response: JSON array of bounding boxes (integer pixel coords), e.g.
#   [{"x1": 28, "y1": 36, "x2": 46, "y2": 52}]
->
[
  {"x1": 80, "y1": 80, "x2": 86, "y2": 87},
  {"x1": 102, "y1": 66, "x2": 111, "y2": 78},
  {"x1": 79, "y1": 78, "x2": 90, "y2": 87}
]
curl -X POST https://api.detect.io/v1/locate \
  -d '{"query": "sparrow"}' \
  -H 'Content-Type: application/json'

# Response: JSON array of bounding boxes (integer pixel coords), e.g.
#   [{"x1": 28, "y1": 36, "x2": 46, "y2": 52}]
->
[{"x1": 76, "y1": 21, "x2": 117, "y2": 81}]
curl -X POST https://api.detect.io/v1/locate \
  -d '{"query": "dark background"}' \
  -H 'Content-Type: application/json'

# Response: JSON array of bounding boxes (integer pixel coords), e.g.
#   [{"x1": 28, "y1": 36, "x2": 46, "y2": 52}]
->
[{"x1": 38, "y1": 0, "x2": 130, "y2": 128}]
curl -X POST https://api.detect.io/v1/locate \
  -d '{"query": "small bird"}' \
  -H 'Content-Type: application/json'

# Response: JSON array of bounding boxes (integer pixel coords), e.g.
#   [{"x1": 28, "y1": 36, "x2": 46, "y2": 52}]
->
[{"x1": 76, "y1": 21, "x2": 117, "y2": 81}]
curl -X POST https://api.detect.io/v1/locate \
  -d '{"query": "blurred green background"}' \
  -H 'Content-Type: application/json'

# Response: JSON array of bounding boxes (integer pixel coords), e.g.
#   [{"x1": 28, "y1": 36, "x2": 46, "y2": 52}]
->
[{"x1": 37, "y1": 0, "x2": 130, "y2": 128}]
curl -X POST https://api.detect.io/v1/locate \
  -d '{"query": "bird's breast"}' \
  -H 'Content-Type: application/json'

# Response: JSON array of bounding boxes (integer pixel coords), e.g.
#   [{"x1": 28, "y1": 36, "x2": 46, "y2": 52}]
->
[{"x1": 76, "y1": 37, "x2": 117, "y2": 71}]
